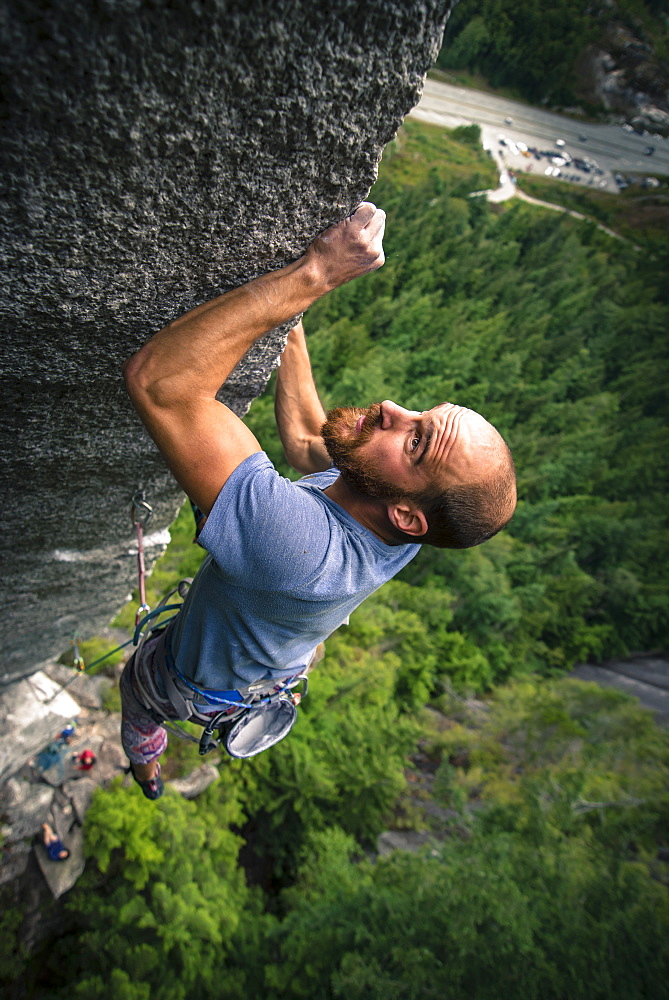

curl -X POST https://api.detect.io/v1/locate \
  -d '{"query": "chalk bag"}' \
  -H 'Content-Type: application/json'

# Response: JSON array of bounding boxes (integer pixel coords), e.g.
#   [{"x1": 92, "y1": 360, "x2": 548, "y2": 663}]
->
[{"x1": 221, "y1": 698, "x2": 297, "y2": 759}]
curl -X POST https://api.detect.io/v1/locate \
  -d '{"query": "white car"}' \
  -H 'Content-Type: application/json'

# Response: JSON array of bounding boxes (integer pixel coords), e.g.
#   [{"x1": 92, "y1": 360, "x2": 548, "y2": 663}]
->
[{"x1": 555, "y1": 138, "x2": 566, "y2": 147}]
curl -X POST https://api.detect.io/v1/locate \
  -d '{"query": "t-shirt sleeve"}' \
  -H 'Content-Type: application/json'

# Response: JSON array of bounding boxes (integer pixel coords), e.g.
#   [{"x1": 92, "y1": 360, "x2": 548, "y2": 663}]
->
[{"x1": 198, "y1": 452, "x2": 334, "y2": 590}]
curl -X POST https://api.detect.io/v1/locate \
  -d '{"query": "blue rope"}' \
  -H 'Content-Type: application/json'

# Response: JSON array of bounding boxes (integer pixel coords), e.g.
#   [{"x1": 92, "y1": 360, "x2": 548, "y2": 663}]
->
[
  {"x1": 132, "y1": 606, "x2": 183, "y2": 645},
  {"x1": 76, "y1": 637, "x2": 135, "y2": 672},
  {"x1": 46, "y1": 609, "x2": 182, "y2": 705}
]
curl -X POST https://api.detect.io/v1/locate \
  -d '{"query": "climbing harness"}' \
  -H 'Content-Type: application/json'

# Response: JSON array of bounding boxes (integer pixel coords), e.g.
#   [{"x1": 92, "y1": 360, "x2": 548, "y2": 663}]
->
[
  {"x1": 47, "y1": 490, "x2": 309, "y2": 758},
  {"x1": 130, "y1": 585, "x2": 308, "y2": 760}
]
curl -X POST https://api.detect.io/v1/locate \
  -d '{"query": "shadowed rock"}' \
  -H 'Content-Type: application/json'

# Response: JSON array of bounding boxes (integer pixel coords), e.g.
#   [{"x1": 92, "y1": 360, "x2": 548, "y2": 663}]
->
[{"x1": 169, "y1": 762, "x2": 220, "y2": 799}]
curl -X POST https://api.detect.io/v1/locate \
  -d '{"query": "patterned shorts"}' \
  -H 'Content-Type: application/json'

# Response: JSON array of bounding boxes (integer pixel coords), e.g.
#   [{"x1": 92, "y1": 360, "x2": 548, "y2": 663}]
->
[{"x1": 119, "y1": 633, "x2": 175, "y2": 766}]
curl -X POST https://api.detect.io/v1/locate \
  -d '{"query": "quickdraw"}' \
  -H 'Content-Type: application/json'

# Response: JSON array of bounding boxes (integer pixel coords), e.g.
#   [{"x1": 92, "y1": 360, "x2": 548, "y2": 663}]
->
[
  {"x1": 72, "y1": 634, "x2": 85, "y2": 672},
  {"x1": 131, "y1": 490, "x2": 153, "y2": 627},
  {"x1": 45, "y1": 490, "x2": 161, "y2": 703}
]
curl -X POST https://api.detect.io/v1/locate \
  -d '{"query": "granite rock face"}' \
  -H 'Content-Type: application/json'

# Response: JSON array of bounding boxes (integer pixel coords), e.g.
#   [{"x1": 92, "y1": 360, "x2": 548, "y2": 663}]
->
[{"x1": 0, "y1": 0, "x2": 450, "y2": 696}]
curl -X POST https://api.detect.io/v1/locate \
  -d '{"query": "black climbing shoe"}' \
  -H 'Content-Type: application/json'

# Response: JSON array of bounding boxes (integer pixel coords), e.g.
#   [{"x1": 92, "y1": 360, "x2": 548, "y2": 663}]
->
[{"x1": 127, "y1": 761, "x2": 164, "y2": 800}]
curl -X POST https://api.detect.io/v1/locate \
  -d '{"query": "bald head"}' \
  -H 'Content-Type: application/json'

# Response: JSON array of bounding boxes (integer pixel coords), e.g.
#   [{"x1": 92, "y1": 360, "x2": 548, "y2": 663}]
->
[
  {"x1": 321, "y1": 399, "x2": 516, "y2": 549},
  {"x1": 414, "y1": 405, "x2": 516, "y2": 548}
]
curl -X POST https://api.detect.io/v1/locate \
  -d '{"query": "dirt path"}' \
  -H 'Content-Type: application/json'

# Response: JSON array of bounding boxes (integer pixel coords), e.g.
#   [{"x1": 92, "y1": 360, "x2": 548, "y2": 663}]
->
[{"x1": 512, "y1": 187, "x2": 638, "y2": 246}]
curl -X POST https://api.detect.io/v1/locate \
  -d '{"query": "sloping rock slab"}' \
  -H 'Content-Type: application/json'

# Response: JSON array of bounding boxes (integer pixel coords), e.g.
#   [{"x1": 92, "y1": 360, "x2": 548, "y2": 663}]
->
[
  {"x1": 62, "y1": 778, "x2": 98, "y2": 826},
  {"x1": 377, "y1": 830, "x2": 439, "y2": 857},
  {"x1": 35, "y1": 824, "x2": 85, "y2": 900},
  {"x1": 44, "y1": 662, "x2": 115, "y2": 710},
  {"x1": 1, "y1": 779, "x2": 55, "y2": 844},
  {"x1": 0, "y1": 673, "x2": 80, "y2": 784},
  {"x1": 570, "y1": 663, "x2": 669, "y2": 723},
  {"x1": 169, "y1": 763, "x2": 220, "y2": 799}
]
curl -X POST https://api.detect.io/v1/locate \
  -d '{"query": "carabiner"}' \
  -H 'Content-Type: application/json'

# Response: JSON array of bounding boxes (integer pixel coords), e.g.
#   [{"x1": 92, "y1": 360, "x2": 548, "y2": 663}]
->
[
  {"x1": 131, "y1": 490, "x2": 153, "y2": 528},
  {"x1": 72, "y1": 635, "x2": 85, "y2": 671}
]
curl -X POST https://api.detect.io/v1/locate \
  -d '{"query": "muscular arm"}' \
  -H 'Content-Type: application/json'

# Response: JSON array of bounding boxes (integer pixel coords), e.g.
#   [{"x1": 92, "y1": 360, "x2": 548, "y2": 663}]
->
[
  {"x1": 275, "y1": 320, "x2": 331, "y2": 474},
  {"x1": 123, "y1": 203, "x2": 385, "y2": 514}
]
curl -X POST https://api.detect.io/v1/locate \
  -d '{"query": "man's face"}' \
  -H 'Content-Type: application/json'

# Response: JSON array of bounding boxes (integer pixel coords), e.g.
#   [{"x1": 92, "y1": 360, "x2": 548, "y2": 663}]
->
[{"x1": 321, "y1": 400, "x2": 502, "y2": 500}]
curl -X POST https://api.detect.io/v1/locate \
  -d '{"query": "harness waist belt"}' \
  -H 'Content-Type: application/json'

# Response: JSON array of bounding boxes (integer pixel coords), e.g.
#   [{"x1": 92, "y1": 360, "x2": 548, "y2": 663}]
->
[
  {"x1": 163, "y1": 627, "x2": 301, "y2": 709},
  {"x1": 140, "y1": 626, "x2": 299, "y2": 724}
]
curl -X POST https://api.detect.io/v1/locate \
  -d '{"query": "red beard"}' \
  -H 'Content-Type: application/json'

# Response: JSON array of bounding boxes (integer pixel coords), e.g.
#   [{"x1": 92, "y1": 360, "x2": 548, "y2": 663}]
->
[{"x1": 320, "y1": 403, "x2": 401, "y2": 500}]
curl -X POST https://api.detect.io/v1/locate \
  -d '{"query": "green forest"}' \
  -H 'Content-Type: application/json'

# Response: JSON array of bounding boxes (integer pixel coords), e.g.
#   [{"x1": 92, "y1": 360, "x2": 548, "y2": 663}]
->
[
  {"x1": 436, "y1": 0, "x2": 669, "y2": 110},
  {"x1": 3, "y1": 121, "x2": 668, "y2": 998}
]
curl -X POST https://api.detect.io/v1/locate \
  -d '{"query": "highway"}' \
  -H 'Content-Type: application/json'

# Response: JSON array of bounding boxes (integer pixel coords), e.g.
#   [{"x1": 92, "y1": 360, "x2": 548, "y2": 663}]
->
[{"x1": 409, "y1": 77, "x2": 669, "y2": 194}]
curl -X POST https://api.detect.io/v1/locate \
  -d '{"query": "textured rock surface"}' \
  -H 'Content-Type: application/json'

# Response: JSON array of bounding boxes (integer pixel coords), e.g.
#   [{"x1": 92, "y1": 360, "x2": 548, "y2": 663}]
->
[
  {"x1": 580, "y1": 20, "x2": 669, "y2": 133},
  {"x1": 376, "y1": 830, "x2": 438, "y2": 856},
  {"x1": 35, "y1": 821, "x2": 86, "y2": 900},
  {"x1": 0, "y1": 695, "x2": 129, "y2": 890},
  {"x1": 0, "y1": 672, "x2": 81, "y2": 783},
  {"x1": 0, "y1": 0, "x2": 451, "y2": 701}
]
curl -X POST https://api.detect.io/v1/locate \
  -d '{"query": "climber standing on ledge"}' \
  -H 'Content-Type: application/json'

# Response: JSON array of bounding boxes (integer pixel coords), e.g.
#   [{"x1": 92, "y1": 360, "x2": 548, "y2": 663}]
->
[{"x1": 121, "y1": 202, "x2": 516, "y2": 798}]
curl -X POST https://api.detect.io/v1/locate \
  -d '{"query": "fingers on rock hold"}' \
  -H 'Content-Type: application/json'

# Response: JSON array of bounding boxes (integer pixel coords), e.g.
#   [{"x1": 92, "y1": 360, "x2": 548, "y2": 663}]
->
[
  {"x1": 366, "y1": 210, "x2": 386, "y2": 239},
  {"x1": 351, "y1": 201, "x2": 377, "y2": 226}
]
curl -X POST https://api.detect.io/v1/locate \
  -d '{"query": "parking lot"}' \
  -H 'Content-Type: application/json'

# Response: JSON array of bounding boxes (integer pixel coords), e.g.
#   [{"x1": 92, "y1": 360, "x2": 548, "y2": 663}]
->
[
  {"x1": 411, "y1": 78, "x2": 668, "y2": 196},
  {"x1": 483, "y1": 127, "x2": 661, "y2": 195}
]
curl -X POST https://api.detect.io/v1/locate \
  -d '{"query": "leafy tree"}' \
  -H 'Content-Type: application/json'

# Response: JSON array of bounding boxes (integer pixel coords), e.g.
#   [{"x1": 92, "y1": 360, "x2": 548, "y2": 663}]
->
[
  {"x1": 38, "y1": 782, "x2": 250, "y2": 1000},
  {"x1": 253, "y1": 680, "x2": 669, "y2": 1000}
]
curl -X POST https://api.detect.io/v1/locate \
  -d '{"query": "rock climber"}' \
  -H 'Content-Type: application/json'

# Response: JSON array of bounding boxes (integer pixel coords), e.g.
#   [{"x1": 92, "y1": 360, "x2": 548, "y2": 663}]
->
[
  {"x1": 121, "y1": 202, "x2": 516, "y2": 799},
  {"x1": 58, "y1": 723, "x2": 76, "y2": 745},
  {"x1": 40, "y1": 822, "x2": 70, "y2": 862},
  {"x1": 73, "y1": 749, "x2": 96, "y2": 771}
]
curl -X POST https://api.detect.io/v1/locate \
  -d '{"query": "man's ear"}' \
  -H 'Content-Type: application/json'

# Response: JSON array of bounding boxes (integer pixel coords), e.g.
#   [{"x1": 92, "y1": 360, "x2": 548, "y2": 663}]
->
[{"x1": 387, "y1": 502, "x2": 428, "y2": 538}]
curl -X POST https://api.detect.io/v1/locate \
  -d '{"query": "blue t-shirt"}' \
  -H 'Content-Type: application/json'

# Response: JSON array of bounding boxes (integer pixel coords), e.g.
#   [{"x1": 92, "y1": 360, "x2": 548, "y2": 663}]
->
[
  {"x1": 46, "y1": 838, "x2": 68, "y2": 861},
  {"x1": 169, "y1": 452, "x2": 419, "y2": 691}
]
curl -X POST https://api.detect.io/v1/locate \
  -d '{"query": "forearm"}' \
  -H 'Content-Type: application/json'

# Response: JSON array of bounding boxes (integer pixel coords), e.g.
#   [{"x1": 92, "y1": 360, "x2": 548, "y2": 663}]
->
[
  {"x1": 123, "y1": 257, "x2": 325, "y2": 409},
  {"x1": 120, "y1": 203, "x2": 384, "y2": 512},
  {"x1": 124, "y1": 203, "x2": 385, "y2": 412},
  {"x1": 275, "y1": 321, "x2": 331, "y2": 473}
]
